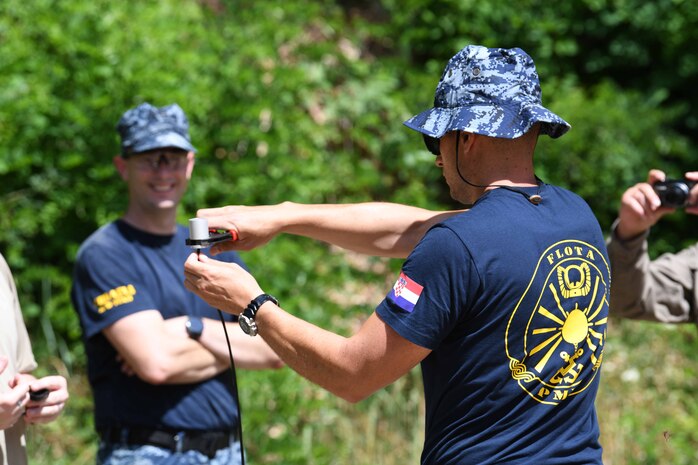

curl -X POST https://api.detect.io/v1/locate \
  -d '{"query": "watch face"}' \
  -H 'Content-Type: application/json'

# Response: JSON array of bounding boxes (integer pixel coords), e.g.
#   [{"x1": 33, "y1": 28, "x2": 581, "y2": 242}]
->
[
  {"x1": 186, "y1": 317, "x2": 204, "y2": 340},
  {"x1": 239, "y1": 315, "x2": 258, "y2": 336}
]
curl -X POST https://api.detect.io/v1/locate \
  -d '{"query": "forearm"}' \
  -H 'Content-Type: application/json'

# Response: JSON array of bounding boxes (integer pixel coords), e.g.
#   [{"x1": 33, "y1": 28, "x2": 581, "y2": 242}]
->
[
  {"x1": 276, "y1": 202, "x2": 460, "y2": 258},
  {"x1": 106, "y1": 313, "x2": 228, "y2": 385},
  {"x1": 256, "y1": 306, "x2": 373, "y2": 402},
  {"x1": 199, "y1": 318, "x2": 284, "y2": 370},
  {"x1": 254, "y1": 304, "x2": 425, "y2": 403},
  {"x1": 608, "y1": 224, "x2": 696, "y2": 323},
  {"x1": 608, "y1": 223, "x2": 654, "y2": 319},
  {"x1": 640, "y1": 245, "x2": 698, "y2": 323},
  {"x1": 182, "y1": 253, "x2": 430, "y2": 398},
  {"x1": 140, "y1": 339, "x2": 228, "y2": 384},
  {"x1": 167, "y1": 344, "x2": 229, "y2": 383}
]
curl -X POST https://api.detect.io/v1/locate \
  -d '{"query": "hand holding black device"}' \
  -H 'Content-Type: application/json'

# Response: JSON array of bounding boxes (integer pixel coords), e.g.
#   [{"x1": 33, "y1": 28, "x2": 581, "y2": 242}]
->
[
  {"x1": 653, "y1": 179, "x2": 697, "y2": 208},
  {"x1": 29, "y1": 388, "x2": 49, "y2": 402},
  {"x1": 185, "y1": 218, "x2": 237, "y2": 249}
]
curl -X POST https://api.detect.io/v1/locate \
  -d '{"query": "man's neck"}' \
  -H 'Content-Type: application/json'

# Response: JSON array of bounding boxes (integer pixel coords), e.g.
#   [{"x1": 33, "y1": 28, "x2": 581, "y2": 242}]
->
[
  {"x1": 121, "y1": 208, "x2": 178, "y2": 235},
  {"x1": 484, "y1": 174, "x2": 539, "y2": 188}
]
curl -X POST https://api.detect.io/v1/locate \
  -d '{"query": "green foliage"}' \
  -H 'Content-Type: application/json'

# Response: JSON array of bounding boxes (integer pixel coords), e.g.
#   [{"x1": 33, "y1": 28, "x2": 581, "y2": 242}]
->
[
  {"x1": 1, "y1": 0, "x2": 697, "y2": 464},
  {"x1": 535, "y1": 79, "x2": 690, "y2": 231},
  {"x1": 599, "y1": 318, "x2": 698, "y2": 465}
]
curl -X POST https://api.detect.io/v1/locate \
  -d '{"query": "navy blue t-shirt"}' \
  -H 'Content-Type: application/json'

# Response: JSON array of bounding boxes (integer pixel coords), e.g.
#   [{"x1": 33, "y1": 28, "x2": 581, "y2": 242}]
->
[
  {"x1": 377, "y1": 184, "x2": 609, "y2": 465},
  {"x1": 71, "y1": 220, "x2": 245, "y2": 432}
]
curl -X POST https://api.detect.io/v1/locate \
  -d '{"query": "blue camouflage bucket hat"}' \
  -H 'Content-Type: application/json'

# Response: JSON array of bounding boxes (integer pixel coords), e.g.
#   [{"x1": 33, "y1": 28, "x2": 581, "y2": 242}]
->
[
  {"x1": 117, "y1": 102, "x2": 197, "y2": 155},
  {"x1": 404, "y1": 45, "x2": 570, "y2": 154}
]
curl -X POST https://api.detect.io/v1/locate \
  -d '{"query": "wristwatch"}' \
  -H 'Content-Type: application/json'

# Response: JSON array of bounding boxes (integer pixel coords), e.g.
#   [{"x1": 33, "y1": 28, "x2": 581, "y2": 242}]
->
[
  {"x1": 239, "y1": 293, "x2": 278, "y2": 336},
  {"x1": 185, "y1": 316, "x2": 204, "y2": 340}
]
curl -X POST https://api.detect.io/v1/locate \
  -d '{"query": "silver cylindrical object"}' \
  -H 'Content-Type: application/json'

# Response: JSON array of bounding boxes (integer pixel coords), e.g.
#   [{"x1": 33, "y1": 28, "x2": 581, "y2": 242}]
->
[{"x1": 188, "y1": 218, "x2": 209, "y2": 241}]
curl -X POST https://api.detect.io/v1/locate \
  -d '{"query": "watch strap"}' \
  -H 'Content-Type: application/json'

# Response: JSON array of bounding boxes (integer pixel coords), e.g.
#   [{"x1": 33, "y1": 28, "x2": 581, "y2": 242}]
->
[
  {"x1": 243, "y1": 293, "x2": 278, "y2": 319},
  {"x1": 240, "y1": 293, "x2": 278, "y2": 336}
]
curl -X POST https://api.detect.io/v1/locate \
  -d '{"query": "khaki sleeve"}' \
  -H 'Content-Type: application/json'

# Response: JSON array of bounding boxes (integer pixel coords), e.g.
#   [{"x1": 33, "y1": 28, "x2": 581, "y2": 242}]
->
[
  {"x1": 14, "y1": 302, "x2": 37, "y2": 374},
  {"x1": 607, "y1": 220, "x2": 698, "y2": 324},
  {"x1": 1, "y1": 255, "x2": 38, "y2": 373}
]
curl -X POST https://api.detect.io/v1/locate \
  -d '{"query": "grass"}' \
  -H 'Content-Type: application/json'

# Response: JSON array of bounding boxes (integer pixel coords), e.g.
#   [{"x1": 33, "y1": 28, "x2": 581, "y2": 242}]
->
[{"x1": 598, "y1": 318, "x2": 698, "y2": 465}]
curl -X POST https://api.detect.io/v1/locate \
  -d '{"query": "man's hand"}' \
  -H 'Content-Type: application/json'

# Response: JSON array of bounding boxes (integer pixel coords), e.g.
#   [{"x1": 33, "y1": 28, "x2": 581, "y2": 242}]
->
[
  {"x1": 184, "y1": 253, "x2": 264, "y2": 316},
  {"x1": 197, "y1": 204, "x2": 286, "y2": 255},
  {"x1": 616, "y1": 169, "x2": 675, "y2": 240},
  {"x1": 684, "y1": 171, "x2": 698, "y2": 216},
  {"x1": 23, "y1": 375, "x2": 69, "y2": 425},
  {"x1": 0, "y1": 356, "x2": 30, "y2": 430}
]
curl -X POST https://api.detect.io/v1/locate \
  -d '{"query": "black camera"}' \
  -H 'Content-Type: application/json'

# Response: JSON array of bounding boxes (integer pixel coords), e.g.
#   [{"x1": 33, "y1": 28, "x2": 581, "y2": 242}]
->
[
  {"x1": 653, "y1": 179, "x2": 697, "y2": 208},
  {"x1": 29, "y1": 388, "x2": 49, "y2": 402}
]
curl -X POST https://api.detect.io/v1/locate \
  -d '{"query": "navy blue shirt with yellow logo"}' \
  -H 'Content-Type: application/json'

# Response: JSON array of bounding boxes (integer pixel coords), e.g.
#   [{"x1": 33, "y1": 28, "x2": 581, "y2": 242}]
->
[
  {"x1": 377, "y1": 184, "x2": 609, "y2": 465},
  {"x1": 71, "y1": 220, "x2": 245, "y2": 432}
]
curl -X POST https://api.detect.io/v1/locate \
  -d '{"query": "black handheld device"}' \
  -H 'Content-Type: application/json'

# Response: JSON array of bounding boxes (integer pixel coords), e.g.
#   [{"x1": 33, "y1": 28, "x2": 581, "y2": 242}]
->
[
  {"x1": 185, "y1": 218, "x2": 237, "y2": 249},
  {"x1": 29, "y1": 388, "x2": 50, "y2": 402},
  {"x1": 653, "y1": 179, "x2": 697, "y2": 208}
]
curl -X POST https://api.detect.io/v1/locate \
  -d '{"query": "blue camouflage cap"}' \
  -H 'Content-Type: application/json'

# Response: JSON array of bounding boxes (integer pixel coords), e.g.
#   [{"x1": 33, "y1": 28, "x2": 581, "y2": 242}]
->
[
  {"x1": 404, "y1": 45, "x2": 570, "y2": 152},
  {"x1": 117, "y1": 102, "x2": 197, "y2": 155}
]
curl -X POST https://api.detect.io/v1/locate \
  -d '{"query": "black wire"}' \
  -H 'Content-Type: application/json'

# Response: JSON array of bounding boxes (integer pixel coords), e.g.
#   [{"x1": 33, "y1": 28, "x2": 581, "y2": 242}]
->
[
  {"x1": 454, "y1": 130, "x2": 542, "y2": 204},
  {"x1": 191, "y1": 236, "x2": 245, "y2": 464},
  {"x1": 217, "y1": 309, "x2": 246, "y2": 465}
]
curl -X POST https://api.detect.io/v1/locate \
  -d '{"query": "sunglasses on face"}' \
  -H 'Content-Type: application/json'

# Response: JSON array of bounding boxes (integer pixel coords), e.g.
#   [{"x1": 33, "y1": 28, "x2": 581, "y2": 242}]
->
[
  {"x1": 423, "y1": 134, "x2": 440, "y2": 156},
  {"x1": 126, "y1": 149, "x2": 189, "y2": 171}
]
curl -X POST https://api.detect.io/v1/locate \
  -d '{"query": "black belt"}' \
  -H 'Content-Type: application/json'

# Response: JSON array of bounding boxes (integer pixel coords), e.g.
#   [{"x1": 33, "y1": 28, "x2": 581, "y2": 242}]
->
[{"x1": 98, "y1": 426, "x2": 238, "y2": 459}]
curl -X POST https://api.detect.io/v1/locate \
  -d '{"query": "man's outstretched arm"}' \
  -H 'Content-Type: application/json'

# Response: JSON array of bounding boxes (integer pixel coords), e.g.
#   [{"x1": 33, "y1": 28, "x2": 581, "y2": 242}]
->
[{"x1": 198, "y1": 202, "x2": 463, "y2": 258}]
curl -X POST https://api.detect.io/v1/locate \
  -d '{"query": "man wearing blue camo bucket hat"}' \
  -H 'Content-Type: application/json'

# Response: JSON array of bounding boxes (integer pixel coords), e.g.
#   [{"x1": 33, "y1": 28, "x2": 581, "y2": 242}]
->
[
  {"x1": 183, "y1": 45, "x2": 608, "y2": 465},
  {"x1": 405, "y1": 45, "x2": 570, "y2": 145}
]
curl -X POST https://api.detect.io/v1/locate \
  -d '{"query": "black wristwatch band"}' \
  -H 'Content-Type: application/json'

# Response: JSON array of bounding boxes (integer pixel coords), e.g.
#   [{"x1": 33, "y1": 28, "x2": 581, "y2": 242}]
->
[{"x1": 239, "y1": 293, "x2": 278, "y2": 336}]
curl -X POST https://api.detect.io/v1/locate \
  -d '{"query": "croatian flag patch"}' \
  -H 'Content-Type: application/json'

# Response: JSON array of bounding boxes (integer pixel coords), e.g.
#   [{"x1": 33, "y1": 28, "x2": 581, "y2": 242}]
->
[{"x1": 388, "y1": 272, "x2": 424, "y2": 313}]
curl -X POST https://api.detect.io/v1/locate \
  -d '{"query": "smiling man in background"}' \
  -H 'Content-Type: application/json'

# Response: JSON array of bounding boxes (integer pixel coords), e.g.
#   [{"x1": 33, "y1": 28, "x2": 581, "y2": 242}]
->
[{"x1": 71, "y1": 102, "x2": 281, "y2": 465}]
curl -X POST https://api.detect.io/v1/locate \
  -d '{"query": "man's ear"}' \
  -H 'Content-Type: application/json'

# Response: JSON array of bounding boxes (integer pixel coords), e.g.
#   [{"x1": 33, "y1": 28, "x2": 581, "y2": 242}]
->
[
  {"x1": 113, "y1": 155, "x2": 128, "y2": 181},
  {"x1": 460, "y1": 131, "x2": 475, "y2": 151},
  {"x1": 185, "y1": 151, "x2": 195, "y2": 180}
]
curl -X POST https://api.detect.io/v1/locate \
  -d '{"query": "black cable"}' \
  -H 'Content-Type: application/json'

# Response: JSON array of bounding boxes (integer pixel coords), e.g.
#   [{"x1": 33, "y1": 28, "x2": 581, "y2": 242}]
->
[
  {"x1": 454, "y1": 130, "x2": 542, "y2": 205},
  {"x1": 217, "y1": 308, "x2": 246, "y2": 465},
  {"x1": 191, "y1": 236, "x2": 245, "y2": 465}
]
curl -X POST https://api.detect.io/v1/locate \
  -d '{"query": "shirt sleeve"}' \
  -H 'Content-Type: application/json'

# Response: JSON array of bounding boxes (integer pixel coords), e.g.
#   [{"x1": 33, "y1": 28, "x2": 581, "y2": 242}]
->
[
  {"x1": 607, "y1": 219, "x2": 698, "y2": 324},
  {"x1": 14, "y1": 306, "x2": 37, "y2": 374},
  {"x1": 10, "y1": 275, "x2": 37, "y2": 374},
  {"x1": 0, "y1": 254, "x2": 37, "y2": 374},
  {"x1": 72, "y1": 243, "x2": 158, "y2": 339},
  {"x1": 376, "y1": 225, "x2": 479, "y2": 350}
]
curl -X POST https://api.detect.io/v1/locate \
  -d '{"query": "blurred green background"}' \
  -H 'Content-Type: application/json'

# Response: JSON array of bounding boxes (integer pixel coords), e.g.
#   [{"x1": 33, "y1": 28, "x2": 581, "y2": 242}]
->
[{"x1": 1, "y1": 0, "x2": 697, "y2": 463}]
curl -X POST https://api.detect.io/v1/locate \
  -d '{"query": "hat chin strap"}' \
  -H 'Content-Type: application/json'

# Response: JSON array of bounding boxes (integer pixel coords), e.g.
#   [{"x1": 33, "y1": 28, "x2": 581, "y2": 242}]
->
[{"x1": 454, "y1": 131, "x2": 542, "y2": 205}]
